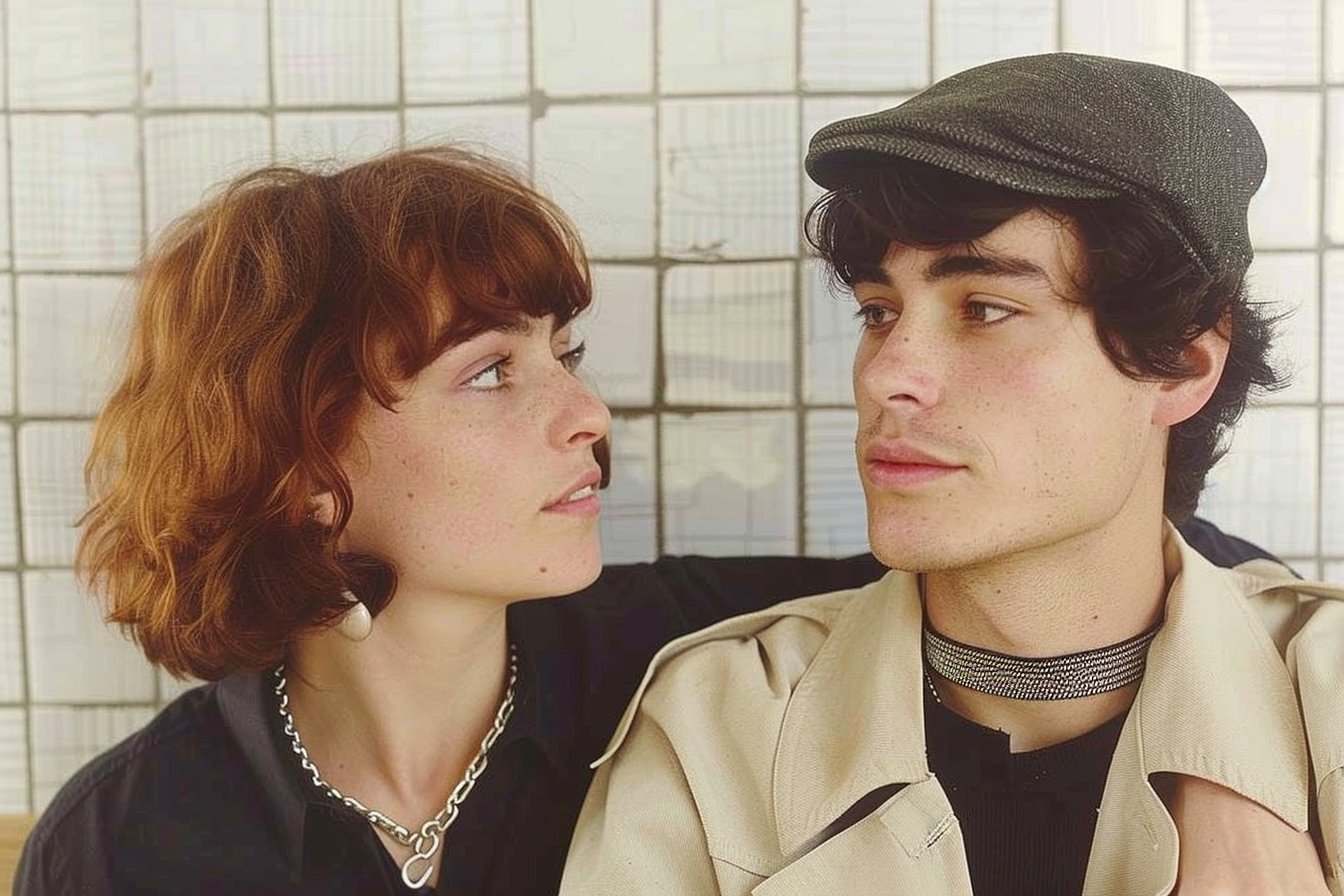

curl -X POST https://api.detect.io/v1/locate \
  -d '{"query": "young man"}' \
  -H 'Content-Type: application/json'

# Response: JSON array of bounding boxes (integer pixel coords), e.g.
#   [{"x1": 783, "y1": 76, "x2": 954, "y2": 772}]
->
[{"x1": 559, "y1": 54, "x2": 1343, "y2": 895}]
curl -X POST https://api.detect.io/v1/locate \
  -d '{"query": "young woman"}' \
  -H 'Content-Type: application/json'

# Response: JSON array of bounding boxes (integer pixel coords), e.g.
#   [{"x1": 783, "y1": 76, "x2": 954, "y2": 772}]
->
[{"x1": 14, "y1": 145, "x2": 1318, "y2": 896}]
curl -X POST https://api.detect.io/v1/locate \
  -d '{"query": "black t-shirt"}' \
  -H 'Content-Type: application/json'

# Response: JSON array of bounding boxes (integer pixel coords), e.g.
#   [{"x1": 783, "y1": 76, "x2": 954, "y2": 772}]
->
[
  {"x1": 924, "y1": 684, "x2": 1127, "y2": 896},
  {"x1": 13, "y1": 517, "x2": 1277, "y2": 896}
]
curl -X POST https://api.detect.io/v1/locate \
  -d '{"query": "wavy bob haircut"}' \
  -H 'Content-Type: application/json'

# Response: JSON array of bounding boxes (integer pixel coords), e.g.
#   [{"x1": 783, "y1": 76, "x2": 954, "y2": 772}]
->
[
  {"x1": 806, "y1": 160, "x2": 1285, "y2": 523},
  {"x1": 79, "y1": 145, "x2": 607, "y2": 680}
]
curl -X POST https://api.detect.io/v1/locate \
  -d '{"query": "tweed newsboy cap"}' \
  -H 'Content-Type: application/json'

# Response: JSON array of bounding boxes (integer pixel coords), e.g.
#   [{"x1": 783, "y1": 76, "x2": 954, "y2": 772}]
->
[{"x1": 805, "y1": 52, "x2": 1266, "y2": 277}]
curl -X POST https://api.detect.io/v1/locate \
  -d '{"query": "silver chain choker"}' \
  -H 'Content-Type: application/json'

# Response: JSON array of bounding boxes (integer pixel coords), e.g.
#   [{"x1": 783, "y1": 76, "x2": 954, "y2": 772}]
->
[
  {"x1": 922, "y1": 621, "x2": 1161, "y2": 701},
  {"x1": 273, "y1": 645, "x2": 518, "y2": 889}
]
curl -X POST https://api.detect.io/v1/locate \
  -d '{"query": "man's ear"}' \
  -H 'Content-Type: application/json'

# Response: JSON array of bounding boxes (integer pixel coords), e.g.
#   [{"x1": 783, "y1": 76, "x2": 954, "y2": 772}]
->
[{"x1": 1152, "y1": 324, "x2": 1231, "y2": 427}]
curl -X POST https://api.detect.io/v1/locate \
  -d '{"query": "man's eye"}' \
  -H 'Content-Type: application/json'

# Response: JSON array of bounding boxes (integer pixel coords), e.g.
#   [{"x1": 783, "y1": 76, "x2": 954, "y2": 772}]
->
[
  {"x1": 854, "y1": 305, "x2": 897, "y2": 330},
  {"x1": 966, "y1": 301, "x2": 1017, "y2": 324},
  {"x1": 559, "y1": 341, "x2": 587, "y2": 372}
]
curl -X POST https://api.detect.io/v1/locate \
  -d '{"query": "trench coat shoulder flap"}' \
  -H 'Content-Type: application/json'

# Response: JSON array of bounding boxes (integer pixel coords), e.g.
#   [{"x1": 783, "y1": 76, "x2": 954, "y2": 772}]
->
[{"x1": 1232, "y1": 556, "x2": 1344, "y2": 890}]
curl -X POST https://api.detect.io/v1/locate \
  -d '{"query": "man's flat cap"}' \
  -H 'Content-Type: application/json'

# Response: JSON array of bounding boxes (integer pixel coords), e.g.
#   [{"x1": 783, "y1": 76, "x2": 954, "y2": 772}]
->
[{"x1": 805, "y1": 52, "x2": 1266, "y2": 277}]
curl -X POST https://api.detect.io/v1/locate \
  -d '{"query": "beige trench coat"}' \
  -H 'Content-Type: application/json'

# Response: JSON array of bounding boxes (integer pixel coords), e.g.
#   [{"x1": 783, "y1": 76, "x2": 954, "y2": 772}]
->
[{"x1": 560, "y1": 526, "x2": 1344, "y2": 895}]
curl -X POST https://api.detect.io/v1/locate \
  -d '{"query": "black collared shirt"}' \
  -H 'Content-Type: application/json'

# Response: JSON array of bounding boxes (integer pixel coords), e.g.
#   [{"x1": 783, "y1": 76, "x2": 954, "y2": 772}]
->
[{"x1": 14, "y1": 518, "x2": 1275, "y2": 896}]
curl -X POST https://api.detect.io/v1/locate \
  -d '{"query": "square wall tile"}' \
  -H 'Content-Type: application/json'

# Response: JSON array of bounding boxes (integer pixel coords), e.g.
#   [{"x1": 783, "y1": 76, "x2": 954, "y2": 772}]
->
[
  {"x1": 1233, "y1": 91, "x2": 1320, "y2": 250},
  {"x1": 1324, "y1": 252, "x2": 1344, "y2": 401},
  {"x1": 1326, "y1": 90, "x2": 1344, "y2": 244},
  {"x1": 659, "y1": 0, "x2": 795, "y2": 94},
  {"x1": 805, "y1": 409, "x2": 866, "y2": 556},
  {"x1": 534, "y1": 0, "x2": 652, "y2": 97},
  {"x1": 18, "y1": 276, "x2": 130, "y2": 416},
  {"x1": 598, "y1": 415, "x2": 657, "y2": 563},
  {"x1": 18, "y1": 422, "x2": 92, "y2": 566},
  {"x1": 661, "y1": 411, "x2": 798, "y2": 556},
  {"x1": 1331, "y1": 1, "x2": 1344, "y2": 82},
  {"x1": 1322, "y1": 409, "x2": 1344, "y2": 554},
  {"x1": 660, "y1": 98, "x2": 800, "y2": 259},
  {"x1": 9, "y1": 0, "x2": 136, "y2": 109},
  {"x1": 1325, "y1": 561, "x2": 1344, "y2": 583},
  {"x1": 24, "y1": 570, "x2": 156, "y2": 704},
  {"x1": 275, "y1": 112, "x2": 401, "y2": 165},
  {"x1": 0, "y1": 710, "x2": 27, "y2": 813},
  {"x1": 582, "y1": 265, "x2": 656, "y2": 406},
  {"x1": 0, "y1": 574, "x2": 22, "y2": 700},
  {"x1": 534, "y1": 105, "x2": 656, "y2": 258},
  {"x1": 0, "y1": 280, "x2": 13, "y2": 415},
  {"x1": 1061, "y1": 0, "x2": 1184, "y2": 67},
  {"x1": 144, "y1": 114, "x2": 273, "y2": 236},
  {"x1": 12, "y1": 115, "x2": 142, "y2": 271},
  {"x1": 0, "y1": 135, "x2": 12, "y2": 272},
  {"x1": 933, "y1": 0, "x2": 1057, "y2": 80},
  {"x1": 0, "y1": 426, "x2": 14, "y2": 566},
  {"x1": 1201, "y1": 406, "x2": 1317, "y2": 558},
  {"x1": 802, "y1": 95, "x2": 909, "y2": 212},
  {"x1": 663, "y1": 262, "x2": 794, "y2": 406},
  {"x1": 142, "y1": 0, "x2": 269, "y2": 107},
  {"x1": 32, "y1": 706, "x2": 155, "y2": 810},
  {"x1": 405, "y1": 105, "x2": 531, "y2": 169},
  {"x1": 405, "y1": 0, "x2": 528, "y2": 102},
  {"x1": 272, "y1": 0, "x2": 399, "y2": 106},
  {"x1": 801, "y1": 0, "x2": 929, "y2": 91},
  {"x1": 1191, "y1": 0, "x2": 1319, "y2": 85},
  {"x1": 1245, "y1": 253, "x2": 1318, "y2": 404},
  {"x1": 804, "y1": 258, "x2": 859, "y2": 405}
]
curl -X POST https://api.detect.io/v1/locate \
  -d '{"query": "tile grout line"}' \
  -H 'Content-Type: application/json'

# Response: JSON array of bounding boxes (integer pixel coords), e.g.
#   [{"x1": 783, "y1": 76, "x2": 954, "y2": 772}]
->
[
  {"x1": 1317, "y1": 0, "x2": 1328, "y2": 573},
  {"x1": 651, "y1": 0, "x2": 666, "y2": 556},
  {"x1": 793, "y1": 0, "x2": 805, "y2": 554},
  {"x1": 395, "y1": 0, "x2": 406, "y2": 149},
  {"x1": 2, "y1": 0, "x2": 36, "y2": 817},
  {"x1": 134, "y1": 0, "x2": 159, "y2": 715}
]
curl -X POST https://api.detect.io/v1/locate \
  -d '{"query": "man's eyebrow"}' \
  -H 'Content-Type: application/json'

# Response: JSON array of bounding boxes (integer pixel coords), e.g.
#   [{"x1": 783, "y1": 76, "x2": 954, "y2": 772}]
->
[
  {"x1": 847, "y1": 253, "x2": 1055, "y2": 289},
  {"x1": 848, "y1": 263, "x2": 892, "y2": 287},
  {"x1": 923, "y1": 253, "x2": 1052, "y2": 284}
]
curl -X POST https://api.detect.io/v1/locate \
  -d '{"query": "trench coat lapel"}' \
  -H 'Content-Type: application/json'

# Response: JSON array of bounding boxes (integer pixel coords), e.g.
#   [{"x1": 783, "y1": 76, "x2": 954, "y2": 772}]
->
[
  {"x1": 754, "y1": 779, "x2": 973, "y2": 896},
  {"x1": 770, "y1": 571, "x2": 930, "y2": 857}
]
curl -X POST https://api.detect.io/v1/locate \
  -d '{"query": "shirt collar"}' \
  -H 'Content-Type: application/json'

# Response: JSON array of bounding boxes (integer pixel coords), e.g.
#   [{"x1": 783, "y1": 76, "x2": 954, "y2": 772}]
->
[
  {"x1": 770, "y1": 522, "x2": 1310, "y2": 856},
  {"x1": 500, "y1": 601, "x2": 583, "y2": 775},
  {"x1": 216, "y1": 669, "x2": 309, "y2": 884}
]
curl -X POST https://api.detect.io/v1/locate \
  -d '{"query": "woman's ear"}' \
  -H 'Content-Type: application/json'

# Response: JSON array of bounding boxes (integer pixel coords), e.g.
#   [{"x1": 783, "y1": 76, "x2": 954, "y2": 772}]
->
[
  {"x1": 1151, "y1": 323, "x2": 1231, "y2": 427},
  {"x1": 310, "y1": 491, "x2": 338, "y2": 528}
]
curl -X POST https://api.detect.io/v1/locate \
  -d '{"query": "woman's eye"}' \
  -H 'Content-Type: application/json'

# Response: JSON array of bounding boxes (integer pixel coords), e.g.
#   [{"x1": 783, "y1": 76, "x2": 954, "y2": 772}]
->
[
  {"x1": 966, "y1": 301, "x2": 1017, "y2": 324},
  {"x1": 464, "y1": 358, "x2": 507, "y2": 389},
  {"x1": 559, "y1": 341, "x2": 587, "y2": 373},
  {"x1": 854, "y1": 304, "x2": 897, "y2": 330}
]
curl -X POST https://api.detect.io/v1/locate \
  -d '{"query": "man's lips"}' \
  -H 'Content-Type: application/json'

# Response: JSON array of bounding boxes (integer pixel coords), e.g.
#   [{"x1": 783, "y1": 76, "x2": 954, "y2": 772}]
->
[{"x1": 862, "y1": 441, "x2": 965, "y2": 488}]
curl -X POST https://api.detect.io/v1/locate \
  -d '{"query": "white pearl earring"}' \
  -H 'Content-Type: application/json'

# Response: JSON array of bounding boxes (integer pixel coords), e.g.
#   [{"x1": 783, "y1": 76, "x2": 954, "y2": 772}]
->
[{"x1": 334, "y1": 591, "x2": 373, "y2": 642}]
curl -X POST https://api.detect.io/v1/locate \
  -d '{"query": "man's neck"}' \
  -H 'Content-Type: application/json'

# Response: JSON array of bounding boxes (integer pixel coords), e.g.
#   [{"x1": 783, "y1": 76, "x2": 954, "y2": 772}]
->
[{"x1": 922, "y1": 512, "x2": 1168, "y2": 751}]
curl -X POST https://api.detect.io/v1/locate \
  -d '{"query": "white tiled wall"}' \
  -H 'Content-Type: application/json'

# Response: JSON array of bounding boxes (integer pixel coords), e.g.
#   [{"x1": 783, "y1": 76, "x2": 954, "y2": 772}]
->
[{"x1": 2, "y1": 0, "x2": 1340, "y2": 813}]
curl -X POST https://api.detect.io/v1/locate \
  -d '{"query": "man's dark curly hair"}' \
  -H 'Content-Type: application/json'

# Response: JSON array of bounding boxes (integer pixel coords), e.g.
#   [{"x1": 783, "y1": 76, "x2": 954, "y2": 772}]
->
[{"x1": 805, "y1": 159, "x2": 1286, "y2": 523}]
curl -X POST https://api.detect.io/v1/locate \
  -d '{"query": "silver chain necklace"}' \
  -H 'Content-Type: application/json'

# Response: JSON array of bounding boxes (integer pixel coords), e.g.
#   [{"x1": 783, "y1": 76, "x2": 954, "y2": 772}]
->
[
  {"x1": 273, "y1": 645, "x2": 518, "y2": 889},
  {"x1": 923, "y1": 622, "x2": 1160, "y2": 701}
]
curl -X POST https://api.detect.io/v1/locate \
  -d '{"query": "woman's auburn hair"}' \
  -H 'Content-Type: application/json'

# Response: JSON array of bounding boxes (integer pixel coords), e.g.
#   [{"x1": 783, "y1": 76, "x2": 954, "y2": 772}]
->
[{"x1": 79, "y1": 145, "x2": 598, "y2": 681}]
